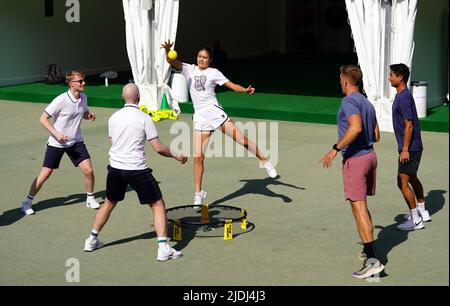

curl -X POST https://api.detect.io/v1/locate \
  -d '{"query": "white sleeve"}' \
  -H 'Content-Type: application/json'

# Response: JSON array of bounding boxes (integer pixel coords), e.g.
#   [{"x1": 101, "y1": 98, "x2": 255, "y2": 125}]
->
[
  {"x1": 144, "y1": 116, "x2": 159, "y2": 141},
  {"x1": 81, "y1": 93, "x2": 89, "y2": 113},
  {"x1": 214, "y1": 69, "x2": 229, "y2": 86},
  {"x1": 44, "y1": 96, "x2": 62, "y2": 117},
  {"x1": 108, "y1": 117, "x2": 113, "y2": 138},
  {"x1": 181, "y1": 63, "x2": 194, "y2": 80}
]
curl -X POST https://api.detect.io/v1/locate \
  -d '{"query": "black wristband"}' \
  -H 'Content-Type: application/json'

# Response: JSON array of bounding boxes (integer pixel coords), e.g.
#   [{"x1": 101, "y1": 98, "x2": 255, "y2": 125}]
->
[{"x1": 333, "y1": 144, "x2": 341, "y2": 152}]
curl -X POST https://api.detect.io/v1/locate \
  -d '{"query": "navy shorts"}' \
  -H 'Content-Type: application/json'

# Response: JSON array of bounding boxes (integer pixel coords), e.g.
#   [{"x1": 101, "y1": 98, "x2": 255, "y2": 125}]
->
[
  {"x1": 43, "y1": 142, "x2": 91, "y2": 169},
  {"x1": 398, "y1": 151, "x2": 422, "y2": 174},
  {"x1": 106, "y1": 165, "x2": 162, "y2": 204}
]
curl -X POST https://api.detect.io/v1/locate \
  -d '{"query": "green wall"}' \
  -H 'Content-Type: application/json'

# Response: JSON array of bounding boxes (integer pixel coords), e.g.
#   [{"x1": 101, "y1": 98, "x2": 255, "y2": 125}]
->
[{"x1": 412, "y1": 0, "x2": 449, "y2": 108}]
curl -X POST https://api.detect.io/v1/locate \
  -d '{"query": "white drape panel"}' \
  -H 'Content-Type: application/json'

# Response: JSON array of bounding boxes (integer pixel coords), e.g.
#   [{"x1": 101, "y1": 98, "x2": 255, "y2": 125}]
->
[
  {"x1": 345, "y1": 0, "x2": 416, "y2": 132},
  {"x1": 389, "y1": 0, "x2": 417, "y2": 100},
  {"x1": 123, "y1": 0, "x2": 179, "y2": 111},
  {"x1": 345, "y1": 0, "x2": 388, "y2": 103}
]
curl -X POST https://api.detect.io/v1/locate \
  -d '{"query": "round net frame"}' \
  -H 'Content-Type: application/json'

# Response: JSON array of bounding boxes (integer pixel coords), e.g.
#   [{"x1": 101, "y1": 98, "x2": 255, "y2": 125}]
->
[{"x1": 166, "y1": 204, "x2": 247, "y2": 226}]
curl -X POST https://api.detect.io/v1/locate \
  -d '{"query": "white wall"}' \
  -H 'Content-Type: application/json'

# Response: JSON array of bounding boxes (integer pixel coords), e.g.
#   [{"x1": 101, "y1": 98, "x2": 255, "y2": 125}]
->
[
  {"x1": 0, "y1": 0, "x2": 129, "y2": 86},
  {"x1": 412, "y1": 0, "x2": 449, "y2": 108}
]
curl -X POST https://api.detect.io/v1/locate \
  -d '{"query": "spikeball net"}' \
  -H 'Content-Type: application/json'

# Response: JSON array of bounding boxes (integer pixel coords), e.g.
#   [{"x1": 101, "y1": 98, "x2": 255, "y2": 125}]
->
[{"x1": 166, "y1": 204, "x2": 254, "y2": 239}]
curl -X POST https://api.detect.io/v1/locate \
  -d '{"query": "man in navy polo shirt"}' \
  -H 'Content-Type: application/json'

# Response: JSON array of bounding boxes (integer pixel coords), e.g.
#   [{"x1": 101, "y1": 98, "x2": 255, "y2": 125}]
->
[
  {"x1": 20, "y1": 71, "x2": 100, "y2": 215},
  {"x1": 389, "y1": 63, "x2": 429, "y2": 231}
]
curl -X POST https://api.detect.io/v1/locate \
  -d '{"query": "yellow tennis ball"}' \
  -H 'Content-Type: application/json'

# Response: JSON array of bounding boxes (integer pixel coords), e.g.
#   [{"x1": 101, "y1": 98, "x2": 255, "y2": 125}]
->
[{"x1": 167, "y1": 50, "x2": 177, "y2": 60}]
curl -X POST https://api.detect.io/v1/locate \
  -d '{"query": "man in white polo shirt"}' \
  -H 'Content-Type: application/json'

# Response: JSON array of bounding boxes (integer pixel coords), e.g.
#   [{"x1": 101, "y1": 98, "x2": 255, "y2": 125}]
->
[
  {"x1": 20, "y1": 71, "x2": 100, "y2": 215},
  {"x1": 84, "y1": 83, "x2": 187, "y2": 261}
]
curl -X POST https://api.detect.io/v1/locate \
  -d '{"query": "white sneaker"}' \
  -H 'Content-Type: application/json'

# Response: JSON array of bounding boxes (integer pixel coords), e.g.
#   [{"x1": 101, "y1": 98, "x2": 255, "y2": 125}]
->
[
  {"x1": 20, "y1": 201, "x2": 35, "y2": 215},
  {"x1": 193, "y1": 190, "x2": 207, "y2": 208},
  {"x1": 403, "y1": 210, "x2": 431, "y2": 222},
  {"x1": 84, "y1": 237, "x2": 104, "y2": 252},
  {"x1": 157, "y1": 246, "x2": 183, "y2": 261},
  {"x1": 352, "y1": 258, "x2": 385, "y2": 279},
  {"x1": 397, "y1": 217, "x2": 425, "y2": 231},
  {"x1": 263, "y1": 162, "x2": 277, "y2": 178},
  {"x1": 86, "y1": 197, "x2": 100, "y2": 209}
]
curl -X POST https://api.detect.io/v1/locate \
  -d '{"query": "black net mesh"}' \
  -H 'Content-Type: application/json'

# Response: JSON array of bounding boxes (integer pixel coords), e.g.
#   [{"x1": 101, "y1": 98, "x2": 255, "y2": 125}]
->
[{"x1": 166, "y1": 205, "x2": 247, "y2": 225}]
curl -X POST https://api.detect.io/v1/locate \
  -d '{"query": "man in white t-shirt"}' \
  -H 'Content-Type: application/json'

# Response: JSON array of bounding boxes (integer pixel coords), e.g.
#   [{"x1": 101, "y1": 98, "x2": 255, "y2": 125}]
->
[
  {"x1": 20, "y1": 71, "x2": 100, "y2": 215},
  {"x1": 84, "y1": 83, "x2": 187, "y2": 261}
]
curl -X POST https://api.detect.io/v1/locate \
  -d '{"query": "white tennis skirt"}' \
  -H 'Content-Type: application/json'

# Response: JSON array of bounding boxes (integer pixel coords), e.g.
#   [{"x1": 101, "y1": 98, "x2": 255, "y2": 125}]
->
[{"x1": 193, "y1": 104, "x2": 230, "y2": 131}]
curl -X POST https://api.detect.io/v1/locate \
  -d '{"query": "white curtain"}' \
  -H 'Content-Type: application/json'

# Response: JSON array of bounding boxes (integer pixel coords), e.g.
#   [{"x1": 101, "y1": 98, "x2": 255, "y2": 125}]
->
[
  {"x1": 389, "y1": 0, "x2": 417, "y2": 100},
  {"x1": 345, "y1": 0, "x2": 417, "y2": 132},
  {"x1": 122, "y1": 0, "x2": 179, "y2": 111}
]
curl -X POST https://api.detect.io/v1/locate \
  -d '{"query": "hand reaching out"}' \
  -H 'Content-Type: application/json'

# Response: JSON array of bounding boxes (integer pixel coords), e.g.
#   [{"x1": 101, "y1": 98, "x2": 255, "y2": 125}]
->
[
  {"x1": 319, "y1": 149, "x2": 338, "y2": 168},
  {"x1": 87, "y1": 113, "x2": 96, "y2": 121},
  {"x1": 161, "y1": 40, "x2": 174, "y2": 52},
  {"x1": 245, "y1": 85, "x2": 255, "y2": 95},
  {"x1": 175, "y1": 154, "x2": 188, "y2": 164}
]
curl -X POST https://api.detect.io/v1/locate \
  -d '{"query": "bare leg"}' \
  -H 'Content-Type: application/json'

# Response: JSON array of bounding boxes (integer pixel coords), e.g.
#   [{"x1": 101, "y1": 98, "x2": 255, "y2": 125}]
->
[
  {"x1": 92, "y1": 198, "x2": 116, "y2": 231},
  {"x1": 28, "y1": 167, "x2": 54, "y2": 197},
  {"x1": 409, "y1": 174, "x2": 425, "y2": 203},
  {"x1": 78, "y1": 159, "x2": 95, "y2": 193},
  {"x1": 397, "y1": 173, "x2": 417, "y2": 209},
  {"x1": 220, "y1": 119, "x2": 267, "y2": 162},
  {"x1": 149, "y1": 199, "x2": 167, "y2": 238},
  {"x1": 193, "y1": 131, "x2": 211, "y2": 193},
  {"x1": 349, "y1": 200, "x2": 374, "y2": 243}
]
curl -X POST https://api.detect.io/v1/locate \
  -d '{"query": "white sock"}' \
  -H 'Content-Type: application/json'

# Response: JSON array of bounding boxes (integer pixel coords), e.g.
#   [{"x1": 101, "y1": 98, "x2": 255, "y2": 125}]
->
[
  {"x1": 89, "y1": 229, "x2": 99, "y2": 240},
  {"x1": 411, "y1": 208, "x2": 421, "y2": 223},
  {"x1": 158, "y1": 237, "x2": 169, "y2": 248},
  {"x1": 26, "y1": 195, "x2": 34, "y2": 204},
  {"x1": 87, "y1": 193, "x2": 94, "y2": 200},
  {"x1": 417, "y1": 202, "x2": 426, "y2": 213}
]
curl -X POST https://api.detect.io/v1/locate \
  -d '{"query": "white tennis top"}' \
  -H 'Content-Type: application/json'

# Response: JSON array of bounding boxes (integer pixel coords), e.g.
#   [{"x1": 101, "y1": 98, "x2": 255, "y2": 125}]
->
[
  {"x1": 181, "y1": 63, "x2": 229, "y2": 111},
  {"x1": 44, "y1": 90, "x2": 88, "y2": 148},
  {"x1": 108, "y1": 104, "x2": 158, "y2": 170}
]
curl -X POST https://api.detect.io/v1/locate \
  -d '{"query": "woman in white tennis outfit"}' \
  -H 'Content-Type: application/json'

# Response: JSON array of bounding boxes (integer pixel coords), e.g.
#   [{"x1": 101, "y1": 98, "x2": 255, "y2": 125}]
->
[{"x1": 162, "y1": 40, "x2": 277, "y2": 206}]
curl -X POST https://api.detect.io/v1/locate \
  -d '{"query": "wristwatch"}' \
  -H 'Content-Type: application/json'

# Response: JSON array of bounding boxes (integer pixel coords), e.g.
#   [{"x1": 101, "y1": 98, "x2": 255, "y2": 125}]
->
[{"x1": 332, "y1": 144, "x2": 341, "y2": 152}]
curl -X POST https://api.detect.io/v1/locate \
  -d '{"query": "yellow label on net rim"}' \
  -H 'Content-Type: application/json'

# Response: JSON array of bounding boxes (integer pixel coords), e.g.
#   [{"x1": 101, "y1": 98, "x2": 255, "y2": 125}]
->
[
  {"x1": 173, "y1": 220, "x2": 182, "y2": 241},
  {"x1": 201, "y1": 204, "x2": 209, "y2": 224},
  {"x1": 241, "y1": 218, "x2": 247, "y2": 230},
  {"x1": 240, "y1": 209, "x2": 247, "y2": 230},
  {"x1": 224, "y1": 219, "x2": 233, "y2": 240}
]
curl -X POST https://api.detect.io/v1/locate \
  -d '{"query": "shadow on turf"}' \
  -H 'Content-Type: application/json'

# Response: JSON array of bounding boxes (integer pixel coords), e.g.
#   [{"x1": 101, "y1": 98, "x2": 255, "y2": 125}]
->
[
  {"x1": 209, "y1": 176, "x2": 305, "y2": 206},
  {"x1": 0, "y1": 190, "x2": 122, "y2": 226},
  {"x1": 374, "y1": 189, "x2": 447, "y2": 268},
  {"x1": 102, "y1": 219, "x2": 255, "y2": 252}
]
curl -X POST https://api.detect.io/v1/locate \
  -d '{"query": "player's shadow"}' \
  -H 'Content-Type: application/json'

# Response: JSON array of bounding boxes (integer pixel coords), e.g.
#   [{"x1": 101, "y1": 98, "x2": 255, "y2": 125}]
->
[
  {"x1": 210, "y1": 176, "x2": 305, "y2": 206},
  {"x1": 375, "y1": 189, "x2": 446, "y2": 267},
  {"x1": 0, "y1": 187, "x2": 131, "y2": 227},
  {"x1": 102, "y1": 231, "x2": 158, "y2": 249},
  {"x1": 102, "y1": 210, "x2": 228, "y2": 251}
]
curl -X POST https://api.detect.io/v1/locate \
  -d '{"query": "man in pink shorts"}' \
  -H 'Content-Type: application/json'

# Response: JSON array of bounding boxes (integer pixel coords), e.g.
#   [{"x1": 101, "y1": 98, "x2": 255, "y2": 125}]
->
[{"x1": 320, "y1": 65, "x2": 383, "y2": 279}]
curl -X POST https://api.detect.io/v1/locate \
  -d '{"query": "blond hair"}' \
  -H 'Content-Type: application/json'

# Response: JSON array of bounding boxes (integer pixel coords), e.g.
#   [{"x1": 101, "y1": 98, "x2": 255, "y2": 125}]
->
[
  {"x1": 340, "y1": 65, "x2": 362, "y2": 86},
  {"x1": 65, "y1": 71, "x2": 85, "y2": 85}
]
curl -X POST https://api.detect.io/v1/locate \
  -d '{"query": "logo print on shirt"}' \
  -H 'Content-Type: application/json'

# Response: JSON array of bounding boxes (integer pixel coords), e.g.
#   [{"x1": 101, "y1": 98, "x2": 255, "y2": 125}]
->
[{"x1": 194, "y1": 75, "x2": 207, "y2": 91}]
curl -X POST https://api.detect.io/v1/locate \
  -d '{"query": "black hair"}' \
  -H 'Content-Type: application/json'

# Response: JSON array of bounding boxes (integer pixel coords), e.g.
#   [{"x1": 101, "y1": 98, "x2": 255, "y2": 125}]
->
[
  {"x1": 197, "y1": 46, "x2": 213, "y2": 59},
  {"x1": 390, "y1": 63, "x2": 410, "y2": 83}
]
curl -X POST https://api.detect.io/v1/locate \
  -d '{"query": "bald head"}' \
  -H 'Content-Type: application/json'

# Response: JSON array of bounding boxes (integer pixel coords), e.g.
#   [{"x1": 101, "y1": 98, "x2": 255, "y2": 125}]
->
[{"x1": 122, "y1": 83, "x2": 140, "y2": 104}]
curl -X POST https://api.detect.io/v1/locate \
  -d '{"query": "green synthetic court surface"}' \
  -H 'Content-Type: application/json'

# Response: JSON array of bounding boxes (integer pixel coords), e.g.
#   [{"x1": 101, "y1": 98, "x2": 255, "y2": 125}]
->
[
  {"x1": 0, "y1": 54, "x2": 447, "y2": 132},
  {"x1": 0, "y1": 100, "x2": 448, "y2": 286},
  {"x1": 0, "y1": 82, "x2": 447, "y2": 132}
]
